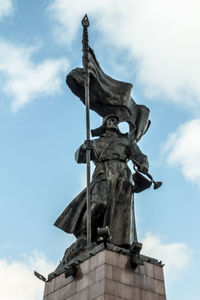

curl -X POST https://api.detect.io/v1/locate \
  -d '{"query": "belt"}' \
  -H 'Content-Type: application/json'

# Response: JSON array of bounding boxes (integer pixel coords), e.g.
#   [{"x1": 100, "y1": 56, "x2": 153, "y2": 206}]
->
[{"x1": 99, "y1": 157, "x2": 127, "y2": 163}]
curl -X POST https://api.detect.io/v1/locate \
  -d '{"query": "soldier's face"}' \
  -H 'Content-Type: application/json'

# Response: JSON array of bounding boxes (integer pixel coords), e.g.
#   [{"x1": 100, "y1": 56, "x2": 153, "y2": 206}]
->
[{"x1": 106, "y1": 117, "x2": 119, "y2": 130}]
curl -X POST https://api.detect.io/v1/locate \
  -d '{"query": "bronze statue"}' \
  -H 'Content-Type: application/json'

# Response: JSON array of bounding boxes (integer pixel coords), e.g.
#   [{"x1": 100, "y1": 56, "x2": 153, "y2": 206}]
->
[
  {"x1": 55, "y1": 114, "x2": 149, "y2": 248},
  {"x1": 54, "y1": 16, "x2": 161, "y2": 264}
]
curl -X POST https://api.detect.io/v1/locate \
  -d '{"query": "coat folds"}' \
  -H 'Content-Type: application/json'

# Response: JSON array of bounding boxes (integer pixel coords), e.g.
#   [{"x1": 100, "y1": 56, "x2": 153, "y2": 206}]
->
[{"x1": 54, "y1": 132, "x2": 148, "y2": 247}]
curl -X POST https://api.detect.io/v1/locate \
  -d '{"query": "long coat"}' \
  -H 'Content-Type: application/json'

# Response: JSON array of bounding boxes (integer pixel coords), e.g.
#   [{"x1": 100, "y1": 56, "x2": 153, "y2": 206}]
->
[{"x1": 54, "y1": 132, "x2": 149, "y2": 247}]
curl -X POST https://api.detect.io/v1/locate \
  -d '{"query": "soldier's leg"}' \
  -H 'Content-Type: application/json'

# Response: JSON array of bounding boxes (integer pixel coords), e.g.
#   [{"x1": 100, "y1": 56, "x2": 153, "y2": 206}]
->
[{"x1": 75, "y1": 202, "x2": 106, "y2": 242}]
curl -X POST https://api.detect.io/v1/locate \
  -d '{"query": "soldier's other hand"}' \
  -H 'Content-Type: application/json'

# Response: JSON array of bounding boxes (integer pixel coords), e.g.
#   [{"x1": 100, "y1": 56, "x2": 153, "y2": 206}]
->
[
  {"x1": 139, "y1": 165, "x2": 149, "y2": 174},
  {"x1": 83, "y1": 140, "x2": 94, "y2": 150}
]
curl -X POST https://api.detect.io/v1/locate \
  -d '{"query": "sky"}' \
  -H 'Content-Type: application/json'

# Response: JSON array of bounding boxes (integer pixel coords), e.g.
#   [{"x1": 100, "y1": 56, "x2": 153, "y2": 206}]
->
[{"x1": 0, "y1": 0, "x2": 200, "y2": 299}]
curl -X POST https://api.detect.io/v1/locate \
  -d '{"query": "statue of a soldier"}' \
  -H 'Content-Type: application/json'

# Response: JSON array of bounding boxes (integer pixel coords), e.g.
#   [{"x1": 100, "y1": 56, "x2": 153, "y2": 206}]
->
[
  {"x1": 54, "y1": 16, "x2": 161, "y2": 266},
  {"x1": 55, "y1": 114, "x2": 149, "y2": 249}
]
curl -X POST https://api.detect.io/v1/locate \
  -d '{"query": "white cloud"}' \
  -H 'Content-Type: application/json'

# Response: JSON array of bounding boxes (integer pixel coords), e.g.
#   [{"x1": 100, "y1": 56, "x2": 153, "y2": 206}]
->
[
  {"x1": 0, "y1": 39, "x2": 69, "y2": 112},
  {"x1": 0, "y1": 0, "x2": 13, "y2": 20},
  {"x1": 141, "y1": 233, "x2": 192, "y2": 281},
  {"x1": 0, "y1": 252, "x2": 56, "y2": 300},
  {"x1": 48, "y1": 0, "x2": 200, "y2": 107},
  {"x1": 165, "y1": 119, "x2": 200, "y2": 184}
]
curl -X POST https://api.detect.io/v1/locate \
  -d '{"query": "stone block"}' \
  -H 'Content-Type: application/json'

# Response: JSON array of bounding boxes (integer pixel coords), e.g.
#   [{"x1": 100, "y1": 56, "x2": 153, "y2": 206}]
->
[
  {"x1": 139, "y1": 264, "x2": 146, "y2": 275},
  {"x1": 96, "y1": 265, "x2": 105, "y2": 281},
  {"x1": 131, "y1": 272, "x2": 146, "y2": 290},
  {"x1": 145, "y1": 262, "x2": 154, "y2": 278},
  {"x1": 76, "y1": 275, "x2": 89, "y2": 292},
  {"x1": 105, "y1": 250, "x2": 119, "y2": 266},
  {"x1": 146, "y1": 277, "x2": 155, "y2": 293},
  {"x1": 154, "y1": 265, "x2": 164, "y2": 281},
  {"x1": 105, "y1": 278, "x2": 121, "y2": 297},
  {"x1": 120, "y1": 285, "x2": 141, "y2": 300},
  {"x1": 97, "y1": 250, "x2": 106, "y2": 267},
  {"x1": 88, "y1": 279, "x2": 104, "y2": 299},
  {"x1": 43, "y1": 278, "x2": 54, "y2": 296},
  {"x1": 54, "y1": 280, "x2": 76, "y2": 299},
  {"x1": 118, "y1": 253, "x2": 129, "y2": 269},
  {"x1": 80, "y1": 257, "x2": 90, "y2": 275},
  {"x1": 88, "y1": 268, "x2": 96, "y2": 286},
  {"x1": 155, "y1": 279, "x2": 166, "y2": 296},
  {"x1": 54, "y1": 272, "x2": 73, "y2": 291},
  {"x1": 105, "y1": 278, "x2": 141, "y2": 300},
  {"x1": 71, "y1": 288, "x2": 88, "y2": 300},
  {"x1": 89, "y1": 254, "x2": 98, "y2": 271},
  {"x1": 104, "y1": 264, "x2": 112, "y2": 280},
  {"x1": 141, "y1": 290, "x2": 160, "y2": 300},
  {"x1": 43, "y1": 293, "x2": 55, "y2": 300},
  {"x1": 43, "y1": 249, "x2": 166, "y2": 300},
  {"x1": 112, "y1": 265, "x2": 121, "y2": 282},
  {"x1": 121, "y1": 269, "x2": 132, "y2": 285}
]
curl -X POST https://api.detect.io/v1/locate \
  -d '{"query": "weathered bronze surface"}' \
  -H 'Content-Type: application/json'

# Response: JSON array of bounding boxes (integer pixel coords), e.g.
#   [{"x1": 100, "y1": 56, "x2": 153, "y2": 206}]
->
[
  {"x1": 54, "y1": 16, "x2": 162, "y2": 266},
  {"x1": 55, "y1": 115, "x2": 149, "y2": 247}
]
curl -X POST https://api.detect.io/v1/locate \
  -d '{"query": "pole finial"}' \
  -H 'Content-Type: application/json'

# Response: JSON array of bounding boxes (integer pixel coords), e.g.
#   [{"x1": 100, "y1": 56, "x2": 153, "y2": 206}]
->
[{"x1": 81, "y1": 14, "x2": 90, "y2": 27}]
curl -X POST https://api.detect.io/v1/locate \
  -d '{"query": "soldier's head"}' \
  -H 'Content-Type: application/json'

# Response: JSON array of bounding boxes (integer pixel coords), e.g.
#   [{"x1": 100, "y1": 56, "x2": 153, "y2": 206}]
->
[
  {"x1": 104, "y1": 115, "x2": 119, "y2": 131},
  {"x1": 91, "y1": 114, "x2": 121, "y2": 137}
]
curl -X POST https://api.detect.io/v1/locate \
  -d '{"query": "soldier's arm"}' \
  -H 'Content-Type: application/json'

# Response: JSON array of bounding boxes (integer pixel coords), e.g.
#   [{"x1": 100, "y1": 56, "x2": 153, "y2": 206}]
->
[
  {"x1": 74, "y1": 140, "x2": 97, "y2": 163},
  {"x1": 130, "y1": 139, "x2": 149, "y2": 173}
]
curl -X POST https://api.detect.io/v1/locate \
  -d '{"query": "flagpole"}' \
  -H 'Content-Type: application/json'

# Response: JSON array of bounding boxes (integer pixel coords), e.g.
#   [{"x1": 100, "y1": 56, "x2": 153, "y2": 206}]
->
[{"x1": 81, "y1": 14, "x2": 91, "y2": 245}]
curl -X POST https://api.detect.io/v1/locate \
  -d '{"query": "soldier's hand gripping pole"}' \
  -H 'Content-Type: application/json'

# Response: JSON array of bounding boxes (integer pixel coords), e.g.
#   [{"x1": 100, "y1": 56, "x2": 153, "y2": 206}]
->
[{"x1": 81, "y1": 14, "x2": 91, "y2": 245}]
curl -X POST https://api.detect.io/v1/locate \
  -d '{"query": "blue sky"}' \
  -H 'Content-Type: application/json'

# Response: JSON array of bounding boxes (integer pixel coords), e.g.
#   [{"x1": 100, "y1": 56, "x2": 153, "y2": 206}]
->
[{"x1": 0, "y1": 0, "x2": 200, "y2": 299}]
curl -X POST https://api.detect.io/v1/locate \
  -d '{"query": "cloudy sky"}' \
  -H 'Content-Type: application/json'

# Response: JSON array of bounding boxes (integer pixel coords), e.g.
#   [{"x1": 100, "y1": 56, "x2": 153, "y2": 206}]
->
[{"x1": 0, "y1": 0, "x2": 200, "y2": 299}]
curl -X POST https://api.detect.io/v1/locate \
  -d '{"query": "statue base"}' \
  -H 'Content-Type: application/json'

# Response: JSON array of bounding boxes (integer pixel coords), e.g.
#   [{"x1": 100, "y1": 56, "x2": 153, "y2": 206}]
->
[{"x1": 43, "y1": 243, "x2": 166, "y2": 299}]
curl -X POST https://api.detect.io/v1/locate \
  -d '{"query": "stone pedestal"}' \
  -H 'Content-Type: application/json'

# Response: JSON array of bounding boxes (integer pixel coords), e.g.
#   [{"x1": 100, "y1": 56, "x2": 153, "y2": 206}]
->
[{"x1": 43, "y1": 247, "x2": 166, "y2": 300}]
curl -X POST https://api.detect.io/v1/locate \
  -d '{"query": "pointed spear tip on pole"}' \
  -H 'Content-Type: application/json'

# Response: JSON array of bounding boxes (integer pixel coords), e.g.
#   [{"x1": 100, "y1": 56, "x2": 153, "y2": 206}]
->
[{"x1": 81, "y1": 14, "x2": 90, "y2": 27}]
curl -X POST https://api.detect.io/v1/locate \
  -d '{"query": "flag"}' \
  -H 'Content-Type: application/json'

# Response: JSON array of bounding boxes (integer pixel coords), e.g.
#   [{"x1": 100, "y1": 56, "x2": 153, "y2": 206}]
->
[{"x1": 66, "y1": 47, "x2": 150, "y2": 141}]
